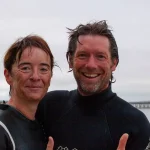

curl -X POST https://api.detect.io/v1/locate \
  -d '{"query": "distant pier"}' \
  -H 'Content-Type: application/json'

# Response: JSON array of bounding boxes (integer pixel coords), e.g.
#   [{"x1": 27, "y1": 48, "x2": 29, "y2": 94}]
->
[{"x1": 130, "y1": 101, "x2": 150, "y2": 109}]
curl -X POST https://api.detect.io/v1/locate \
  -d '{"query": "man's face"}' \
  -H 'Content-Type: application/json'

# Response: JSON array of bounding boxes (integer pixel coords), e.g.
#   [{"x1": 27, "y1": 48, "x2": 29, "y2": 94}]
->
[
  {"x1": 5, "y1": 47, "x2": 52, "y2": 102},
  {"x1": 69, "y1": 35, "x2": 117, "y2": 96}
]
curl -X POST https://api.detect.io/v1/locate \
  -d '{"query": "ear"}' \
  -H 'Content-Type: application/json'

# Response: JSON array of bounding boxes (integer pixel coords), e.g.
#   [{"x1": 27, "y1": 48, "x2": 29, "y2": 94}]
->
[
  {"x1": 111, "y1": 58, "x2": 118, "y2": 71},
  {"x1": 4, "y1": 69, "x2": 12, "y2": 85},
  {"x1": 68, "y1": 54, "x2": 73, "y2": 69}
]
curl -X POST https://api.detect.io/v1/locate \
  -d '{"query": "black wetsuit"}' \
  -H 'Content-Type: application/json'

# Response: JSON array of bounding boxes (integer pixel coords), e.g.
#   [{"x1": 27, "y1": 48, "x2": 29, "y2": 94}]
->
[
  {"x1": 36, "y1": 86, "x2": 150, "y2": 150},
  {"x1": 0, "y1": 104, "x2": 46, "y2": 150}
]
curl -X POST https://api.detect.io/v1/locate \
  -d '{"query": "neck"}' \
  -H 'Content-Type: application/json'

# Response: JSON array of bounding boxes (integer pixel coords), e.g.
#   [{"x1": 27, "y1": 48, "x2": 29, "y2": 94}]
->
[
  {"x1": 78, "y1": 84, "x2": 109, "y2": 96},
  {"x1": 8, "y1": 98, "x2": 39, "y2": 120}
]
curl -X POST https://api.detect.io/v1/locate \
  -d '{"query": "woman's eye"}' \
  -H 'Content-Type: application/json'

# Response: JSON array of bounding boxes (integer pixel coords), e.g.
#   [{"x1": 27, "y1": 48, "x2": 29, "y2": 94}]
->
[
  {"x1": 40, "y1": 68, "x2": 49, "y2": 73},
  {"x1": 22, "y1": 67, "x2": 30, "y2": 70},
  {"x1": 19, "y1": 66, "x2": 31, "y2": 72},
  {"x1": 41, "y1": 68, "x2": 47, "y2": 71}
]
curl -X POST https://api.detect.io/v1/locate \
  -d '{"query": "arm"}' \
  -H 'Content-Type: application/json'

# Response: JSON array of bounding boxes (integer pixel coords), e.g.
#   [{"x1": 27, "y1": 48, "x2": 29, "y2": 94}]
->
[
  {"x1": 0, "y1": 122, "x2": 13, "y2": 150},
  {"x1": 126, "y1": 114, "x2": 150, "y2": 150},
  {"x1": 145, "y1": 139, "x2": 150, "y2": 150}
]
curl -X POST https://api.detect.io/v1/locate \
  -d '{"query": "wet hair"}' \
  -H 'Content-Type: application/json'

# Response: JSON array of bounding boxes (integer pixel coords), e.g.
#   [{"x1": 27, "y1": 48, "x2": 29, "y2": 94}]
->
[
  {"x1": 4, "y1": 35, "x2": 54, "y2": 95},
  {"x1": 66, "y1": 20, "x2": 119, "y2": 82}
]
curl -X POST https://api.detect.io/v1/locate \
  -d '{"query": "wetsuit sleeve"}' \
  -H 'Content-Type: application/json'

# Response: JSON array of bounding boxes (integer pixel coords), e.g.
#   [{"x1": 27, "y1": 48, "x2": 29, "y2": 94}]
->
[
  {"x1": 126, "y1": 111, "x2": 150, "y2": 150},
  {"x1": 0, "y1": 124, "x2": 13, "y2": 150}
]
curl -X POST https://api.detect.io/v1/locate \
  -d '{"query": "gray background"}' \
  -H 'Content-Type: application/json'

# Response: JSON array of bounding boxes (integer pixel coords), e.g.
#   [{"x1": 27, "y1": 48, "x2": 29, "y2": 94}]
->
[{"x1": 0, "y1": 0, "x2": 150, "y2": 102}]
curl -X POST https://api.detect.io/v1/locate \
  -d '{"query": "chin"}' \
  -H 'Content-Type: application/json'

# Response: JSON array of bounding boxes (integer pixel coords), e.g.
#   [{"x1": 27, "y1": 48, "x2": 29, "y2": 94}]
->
[{"x1": 27, "y1": 95, "x2": 42, "y2": 102}]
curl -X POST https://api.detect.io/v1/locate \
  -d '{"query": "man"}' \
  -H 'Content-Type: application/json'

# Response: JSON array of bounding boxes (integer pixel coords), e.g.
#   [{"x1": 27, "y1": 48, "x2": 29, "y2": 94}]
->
[
  {"x1": 0, "y1": 35, "x2": 54, "y2": 150},
  {"x1": 36, "y1": 21, "x2": 150, "y2": 150}
]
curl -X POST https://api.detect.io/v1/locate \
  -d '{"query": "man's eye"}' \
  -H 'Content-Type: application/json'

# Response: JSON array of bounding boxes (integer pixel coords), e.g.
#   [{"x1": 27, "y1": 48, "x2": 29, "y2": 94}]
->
[
  {"x1": 97, "y1": 55, "x2": 105, "y2": 60},
  {"x1": 78, "y1": 54, "x2": 87, "y2": 58}
]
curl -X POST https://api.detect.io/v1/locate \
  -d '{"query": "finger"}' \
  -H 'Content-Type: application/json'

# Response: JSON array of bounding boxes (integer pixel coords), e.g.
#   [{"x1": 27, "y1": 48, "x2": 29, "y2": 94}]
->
[
  {"x1": 46, "y1": 136, "x2": 54, "y2": 150},
  {"x1": 117, "y1": 133, "x2": 129, "y2": 150}
]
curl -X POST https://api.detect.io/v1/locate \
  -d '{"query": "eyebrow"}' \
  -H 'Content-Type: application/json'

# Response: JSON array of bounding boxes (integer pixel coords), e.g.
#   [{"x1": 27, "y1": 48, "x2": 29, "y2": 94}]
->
[
  {"x1": 18, "y1": 62, "x2": 50, "y2": 67},
  {"x1": 40, "y1": 63, "x2": 51, "y2": 68},
  {"x1": 76, "y1": 50, "x2": 87, "y2": 53},
  {"x1": 77, "y1": 50, "x2": 107, "y2": 54}
]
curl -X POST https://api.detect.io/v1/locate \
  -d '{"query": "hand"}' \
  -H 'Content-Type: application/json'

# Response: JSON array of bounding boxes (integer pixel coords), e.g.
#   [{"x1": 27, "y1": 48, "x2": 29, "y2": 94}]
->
[
  {"x1": 117, "y1": 133, "x2": 129, "y2": 150},
  {"x1": 46, "y1": 136, "x2": 54, "y2": 150}
]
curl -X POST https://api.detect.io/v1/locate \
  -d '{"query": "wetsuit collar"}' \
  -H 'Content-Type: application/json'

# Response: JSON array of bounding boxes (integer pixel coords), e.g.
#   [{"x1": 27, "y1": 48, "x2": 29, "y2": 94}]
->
[{"x1": 76, "y1": 84, "x2": 116, "y2": 109}]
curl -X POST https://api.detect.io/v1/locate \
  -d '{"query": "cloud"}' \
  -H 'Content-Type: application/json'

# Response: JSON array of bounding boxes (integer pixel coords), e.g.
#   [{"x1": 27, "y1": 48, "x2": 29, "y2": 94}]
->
[{"x1": 0, "y1": 0, "x2": 150, "y2": 102}]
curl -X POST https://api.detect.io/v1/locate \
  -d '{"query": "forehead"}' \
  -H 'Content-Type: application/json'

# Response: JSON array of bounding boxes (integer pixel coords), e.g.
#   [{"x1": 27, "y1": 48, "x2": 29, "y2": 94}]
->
[
  {"x1": 76, "y1": 35, "x2": 110, "y2": 52},
  {"x1": 18, "y1": 46, "x2": 50, "y2": 64}
]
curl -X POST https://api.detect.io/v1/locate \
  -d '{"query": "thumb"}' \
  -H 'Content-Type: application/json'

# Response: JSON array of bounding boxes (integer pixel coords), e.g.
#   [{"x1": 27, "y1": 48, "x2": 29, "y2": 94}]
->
[
  {"x1": 46, "y1": 136, "x2": 54, "y2": 150},
  {"x1": 117, "y1": 133, "x2": 129, "y2": 150}
]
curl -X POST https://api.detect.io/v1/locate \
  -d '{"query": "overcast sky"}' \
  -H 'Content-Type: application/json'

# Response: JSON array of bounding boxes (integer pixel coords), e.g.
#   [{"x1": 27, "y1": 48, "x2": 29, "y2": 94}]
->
[{"x1": 0, "y1": 0, "x2": 150, "y2": 102}]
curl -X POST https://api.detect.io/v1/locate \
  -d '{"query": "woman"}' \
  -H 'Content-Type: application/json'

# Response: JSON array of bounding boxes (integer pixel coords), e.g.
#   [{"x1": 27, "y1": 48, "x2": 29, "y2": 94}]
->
[{"x1": 0, "y1": 35, "x2": 54, "y2": 150}]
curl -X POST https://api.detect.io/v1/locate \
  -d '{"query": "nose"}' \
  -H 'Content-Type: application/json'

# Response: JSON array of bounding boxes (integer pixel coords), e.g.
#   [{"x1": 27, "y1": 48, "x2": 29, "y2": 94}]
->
[
  {"x1": 85, "y1": 55, "x2": 97, "y2": 70},
  {"x1": 30, "y1": 69, "x2": 40, "y2": 81}
]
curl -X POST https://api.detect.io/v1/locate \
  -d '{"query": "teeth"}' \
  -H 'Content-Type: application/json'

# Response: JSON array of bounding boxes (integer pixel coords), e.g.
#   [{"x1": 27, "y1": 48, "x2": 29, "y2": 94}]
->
[{"x1": 83, "y1": 73, "x2": 99, "y2": 78}]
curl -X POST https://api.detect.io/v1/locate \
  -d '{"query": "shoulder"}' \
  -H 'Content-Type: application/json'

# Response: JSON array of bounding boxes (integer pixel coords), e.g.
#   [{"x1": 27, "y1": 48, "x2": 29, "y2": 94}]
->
[
  {"x1": 109, "y1": 96, "x2": 150, "y2": 129},
  {"x1": 107, "y1": 96, "x2": 150, "y2": 148},
  {"x1": 44, "y1": 90, "x2": 69, "y2": 99},
  {"x1": 36, "y1": 90, "x2": 77, "y2": 120},
  {"x1": 0, "y1": 104, "x2": 11, "y2": 119},
  {"x1": 0, "y1": 105, "x2": 16, "y2": 132},
  {"x1": 41, "y1": 90, "x2": 77, "y2": 105},
  {"x1": 0, "y1": 104, "x2": 9, "y2": 111},
  {"x1": 44, "y1": 90, "x2": 75, "y2": 98}
]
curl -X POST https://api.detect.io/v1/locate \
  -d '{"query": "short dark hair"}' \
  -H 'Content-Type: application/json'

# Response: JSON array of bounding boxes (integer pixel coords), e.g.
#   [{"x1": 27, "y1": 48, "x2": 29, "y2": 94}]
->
[
  {"x1": 66, "y1": 20, "x2": 119, "y2": 82},
  {"x1": 4, "y1": 35, "x2": 54, "y2": 95}
]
